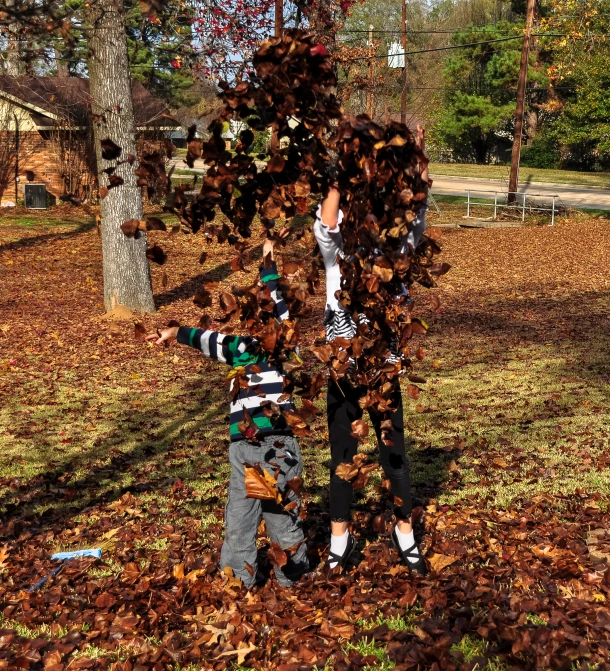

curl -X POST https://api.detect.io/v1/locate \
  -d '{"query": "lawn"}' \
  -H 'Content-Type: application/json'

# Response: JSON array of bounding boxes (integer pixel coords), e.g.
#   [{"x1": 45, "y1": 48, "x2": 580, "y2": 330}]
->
[
  {"x1": 1, "y1": 206, "x2": 610, "y2": 670},
  {"x1": 430, "y1": 162, "x2": 610, "y2": 188}
]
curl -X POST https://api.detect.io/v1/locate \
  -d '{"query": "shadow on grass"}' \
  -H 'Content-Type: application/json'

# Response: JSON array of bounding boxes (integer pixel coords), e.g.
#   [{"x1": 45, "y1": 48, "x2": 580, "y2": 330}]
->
[
  {"x1": 154, "y1": 213, "x2": 313, "y2": 308},
  {"x1": 154, "y1": 242, "x2": 264, "y2": 308},
  {"x1": 0, "y1": 377, "x2": 229, "y2": 535},
  {"x1": 0, "y1": 220, "x2": 96, "y2": 254}
]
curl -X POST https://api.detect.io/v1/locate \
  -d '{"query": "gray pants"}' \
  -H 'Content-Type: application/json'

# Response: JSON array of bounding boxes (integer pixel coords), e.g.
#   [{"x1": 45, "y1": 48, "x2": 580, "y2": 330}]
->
[{"x1": 220, "y1": 435, "x2": 308, "y2": 587}]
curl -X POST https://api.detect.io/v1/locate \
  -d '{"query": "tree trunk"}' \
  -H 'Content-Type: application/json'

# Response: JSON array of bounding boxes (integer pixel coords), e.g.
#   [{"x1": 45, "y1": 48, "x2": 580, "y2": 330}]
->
[
  {"x1": 5, "y1": 0, "x2": 22, "y2": 76},
  {"x1": 55, "y1": 48, "x2": 69, "y2": 77},
  {"x1": 84, "y1": 0, "x2": 156, "y2": 314}
]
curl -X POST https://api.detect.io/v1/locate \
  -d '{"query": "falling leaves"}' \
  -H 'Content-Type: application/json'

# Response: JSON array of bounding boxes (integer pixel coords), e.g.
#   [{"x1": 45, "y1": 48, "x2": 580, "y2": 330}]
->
[
  {"x1": 100, "y1": 138, "x2": 122, "y2": 161},
  {"x1": 267, "y1": 542, "x2": 288, "y2": 568}
]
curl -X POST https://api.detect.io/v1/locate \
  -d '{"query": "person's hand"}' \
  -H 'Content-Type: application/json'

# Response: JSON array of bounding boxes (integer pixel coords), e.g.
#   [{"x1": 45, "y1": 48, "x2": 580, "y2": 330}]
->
[
  {"x1": 145, "y1": 326, "x2": 179, "y2": 346},
  {"x1": 263, "y1": 226, "x2": 290, "y2": 259}
]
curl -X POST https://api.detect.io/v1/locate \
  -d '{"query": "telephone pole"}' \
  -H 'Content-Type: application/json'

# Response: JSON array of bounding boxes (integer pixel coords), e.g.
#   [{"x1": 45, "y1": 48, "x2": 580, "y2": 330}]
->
[
  {"x1": 507, "y1": 0, "x2": 536, "y2": 203},
  {"x1": 270, "y1": 0, "x2": 283, "y2": 152},
  {"x1": 275, "y1": 0, "x2": 283, "y2": 37},
  {"x1": 367, "y1": 24, "x2": 374, "y2": 118},
  {"x1": 401, "y1": 0, "x2": 407, "y2": 123}
]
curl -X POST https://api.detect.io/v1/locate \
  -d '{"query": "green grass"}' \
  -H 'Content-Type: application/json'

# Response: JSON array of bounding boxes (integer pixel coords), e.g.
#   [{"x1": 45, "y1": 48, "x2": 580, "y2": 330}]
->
[
  {"x1": 0, "y1": 214, "x2": 84, "y2": 228},
  {"x1": 0, "y1": 615, "x2": 72, "y2": 640},
  {"x1": 450, "y1": 635, "x2": 508, "y2": 670},
  {"x1": 526, "y1": 613, "x2": 548, "y2": 626},
  {"x1": 87, "y1": 558, "x2": 123, "y2": 578},
  {"x1": 357, "y1": 606, "x2": 422, "y2": 632},
  {"x1": 408, "y1": 331, "x2": 610, "y2": 508},
  {"x1": 344, "y1": 639, "x2": 394, "y2": 671},
  {"x1": 429, "y1": 163, "x2": 610, "y2": 188}
]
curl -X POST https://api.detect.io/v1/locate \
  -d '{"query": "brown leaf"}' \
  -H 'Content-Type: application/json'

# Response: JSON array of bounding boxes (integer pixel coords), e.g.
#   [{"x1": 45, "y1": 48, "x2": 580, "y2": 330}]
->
[
  {"x1": 100, "y1": 137, "x2": 122, "y2": 160},
  {"x1": 146, "y1": 244, "x2": 167, "y2": 265},
  {"x1": 146, "y1": 217, "x2": 167, "y2": 231},
  {"x1": 134, "y1": 323, "x2": 147, "y2": 340},
  {"x1": 244, "y1": 465, "x2": 281, "y2": 503},
  {"x1": 335, "y1": 462, "x2": 359, "y2": 481},
  {"x1": 121, "y1": 218, "x2": 146, "y2": 237},
  {"x1": 407, "y1": 384, "x2": 420, "y2": 400},
  {"x1": 267, "y1": 542, "x2": 288, "y2": 567},
  {"x1": 286, "y1": 476, "x2": 304, "y2": 496},
  {"x1": 311, "y1": 345, "x2": 332, "y2": 363},
  {"x1": 193, "y1": 289, "x2": 212, "y2": 308},
  {"x1": 267, "y1": 155, "x2": 286, "y2": 173},
  {"x1": 350, "y1": 419, "x2": 369, "y2": 441},
  {"x1": 372, "y1": 515, "x2": 387, "y2": 534},
  {"x1": 428, "y1": 553, "x2": 457, "y2": 572}
]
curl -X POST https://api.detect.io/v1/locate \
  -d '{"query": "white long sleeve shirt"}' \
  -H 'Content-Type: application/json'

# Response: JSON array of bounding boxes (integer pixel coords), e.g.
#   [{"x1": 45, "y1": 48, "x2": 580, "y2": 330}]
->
[{"x1": 313, "y1": 202, "x2": 427, "y2": 342}]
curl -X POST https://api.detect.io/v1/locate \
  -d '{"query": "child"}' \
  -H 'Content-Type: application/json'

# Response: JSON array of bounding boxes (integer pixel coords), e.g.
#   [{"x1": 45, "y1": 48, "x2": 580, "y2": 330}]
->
[
  {"x1": 147, "y1": 232, "x2": 308, "y2": 587},
  {"x1": 313, "y1": 126, "x2": 430, "y2": 576}
]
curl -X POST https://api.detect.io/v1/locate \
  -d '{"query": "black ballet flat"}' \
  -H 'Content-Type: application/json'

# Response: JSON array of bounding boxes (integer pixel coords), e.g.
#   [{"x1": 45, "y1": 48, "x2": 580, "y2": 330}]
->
[
  {"x1": 391, "y1": 528, "x2": 428, "y2": 576},
  {"x1": 325, "y1": 533, "x2": 359, "y2": 577}
]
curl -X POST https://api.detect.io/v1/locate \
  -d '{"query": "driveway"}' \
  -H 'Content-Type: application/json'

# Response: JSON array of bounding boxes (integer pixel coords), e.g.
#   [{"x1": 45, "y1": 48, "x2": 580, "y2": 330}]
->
[
  {"x1": 430, "y1": 174, "x2": 610, "y2": 211},
  {"x1": 170, "y1": 159, "x2": 610, "y2": 211}
]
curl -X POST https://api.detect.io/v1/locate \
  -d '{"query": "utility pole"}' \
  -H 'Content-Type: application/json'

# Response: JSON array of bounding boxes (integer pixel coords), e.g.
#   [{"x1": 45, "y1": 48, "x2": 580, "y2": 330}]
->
[
  {"x1": 270, "y1": 0, "x2": 283, "y2": 152},
  {"x1": 367, "y1": 24, "x2": 374, "y2": 118},
  {"x1": 401, "y1": 0, "x2": 407, "y2": 123},
  {"x1": 507, "y1": 0, "x2": 536, "y2": 204},
  {"x1": 275, "y1": 0, "x2": 283, "y2": 37}
]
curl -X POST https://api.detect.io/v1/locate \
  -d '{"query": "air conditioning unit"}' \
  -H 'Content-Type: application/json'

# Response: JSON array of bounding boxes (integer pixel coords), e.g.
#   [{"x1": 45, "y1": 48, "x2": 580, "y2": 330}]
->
[{"x1": 24, "y1": 183, "x2": 48, "y2": 209}]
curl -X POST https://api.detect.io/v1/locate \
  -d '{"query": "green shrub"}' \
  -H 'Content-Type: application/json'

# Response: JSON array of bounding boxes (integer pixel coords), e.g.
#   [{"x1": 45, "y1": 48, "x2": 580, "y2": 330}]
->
[{"x1": 521, "y1": 133, "x2": 561, "y2": 169}]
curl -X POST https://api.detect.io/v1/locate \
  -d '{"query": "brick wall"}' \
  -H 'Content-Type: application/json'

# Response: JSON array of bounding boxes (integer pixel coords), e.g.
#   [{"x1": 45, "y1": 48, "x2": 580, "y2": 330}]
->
[
  {"x1": 0, "y1": 129, "x2": 171, "y2": 206},
  {"x1": 0, "y1": 129, "x2": 95, "y2": 205}
]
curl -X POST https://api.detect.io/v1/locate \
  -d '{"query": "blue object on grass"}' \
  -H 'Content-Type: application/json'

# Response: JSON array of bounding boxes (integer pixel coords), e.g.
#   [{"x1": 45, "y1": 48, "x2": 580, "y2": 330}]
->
[
  {"x1": 28, "y1": 548, "x2": 103, "y2": 593},
  {"x1": 51, "y1": 548, "x2": 102, "y2": 561}
]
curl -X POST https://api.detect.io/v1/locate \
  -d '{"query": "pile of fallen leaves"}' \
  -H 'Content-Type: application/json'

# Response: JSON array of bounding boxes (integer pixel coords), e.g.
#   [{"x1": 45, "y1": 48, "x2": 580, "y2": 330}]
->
[
  {"x1": 3, "y1": 488, "x2": 610, "y2": 671},
  {"x1": 2, "y1": 212, "x2": 610, "y2": 669}
]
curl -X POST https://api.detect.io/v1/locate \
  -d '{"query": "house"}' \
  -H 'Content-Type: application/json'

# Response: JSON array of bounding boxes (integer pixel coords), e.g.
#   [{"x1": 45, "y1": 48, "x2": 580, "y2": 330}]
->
[{"x1": 0, "y1": 76, "x2": 181, "y2": 205}]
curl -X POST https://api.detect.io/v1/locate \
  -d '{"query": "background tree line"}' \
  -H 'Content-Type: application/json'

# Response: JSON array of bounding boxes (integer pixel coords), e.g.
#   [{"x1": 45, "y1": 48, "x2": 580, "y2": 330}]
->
[{"x1": 337, "y1": 0, "x2": 610, "y2": 170}]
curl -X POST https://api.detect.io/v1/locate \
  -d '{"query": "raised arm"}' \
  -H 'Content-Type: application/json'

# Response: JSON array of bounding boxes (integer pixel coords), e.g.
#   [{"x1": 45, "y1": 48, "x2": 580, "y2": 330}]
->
[
  {"x1": 416, "y1": 124, "x2": 430, "y2": 186},
  {"x1": 320, "y1": 187, "x2": 341, "y2": 230},
  {"x1": 400, "y1": 125, "x2": 429, "y2": 255},
  {"x1": 260, "y1": 227, "x2": 290, "y2": 321}
]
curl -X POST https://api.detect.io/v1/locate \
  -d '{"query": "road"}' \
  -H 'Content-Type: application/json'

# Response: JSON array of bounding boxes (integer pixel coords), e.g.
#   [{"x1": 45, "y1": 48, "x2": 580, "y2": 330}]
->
[
  {"x1": 171, "y1": 160, "x2": 610, "y2": 211},
  {"x1": 430, "y1": 174, "x2": 610, "y2": 211}
]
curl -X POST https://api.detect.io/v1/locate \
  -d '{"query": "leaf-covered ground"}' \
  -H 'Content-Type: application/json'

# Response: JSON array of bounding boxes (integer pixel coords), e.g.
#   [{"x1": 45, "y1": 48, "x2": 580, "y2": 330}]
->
[{"x1": 1, "y1": 207, "x2": 610, "y2": 671}]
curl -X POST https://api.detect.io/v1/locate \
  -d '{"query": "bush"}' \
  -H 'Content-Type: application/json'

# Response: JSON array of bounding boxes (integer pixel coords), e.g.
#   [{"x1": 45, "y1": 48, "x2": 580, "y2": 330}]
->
[{"x1": 521, "y1": 133, "x2": 561, "y2": 169}]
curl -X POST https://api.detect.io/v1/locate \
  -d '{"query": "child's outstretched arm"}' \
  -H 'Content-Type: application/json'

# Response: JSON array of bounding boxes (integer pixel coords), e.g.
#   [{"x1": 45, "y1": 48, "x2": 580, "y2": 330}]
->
[
  {"x1": 147, "y1": 326, "x2": 257, "y2": 366},
  {"x1": 260, "y1": 227, "x2": 290, "y2": 321}
]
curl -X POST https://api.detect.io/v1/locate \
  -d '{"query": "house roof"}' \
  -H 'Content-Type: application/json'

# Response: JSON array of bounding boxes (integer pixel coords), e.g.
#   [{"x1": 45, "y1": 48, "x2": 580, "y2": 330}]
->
[{"x1": 0, "y1": 76, "x2": 180, "y2": 129}]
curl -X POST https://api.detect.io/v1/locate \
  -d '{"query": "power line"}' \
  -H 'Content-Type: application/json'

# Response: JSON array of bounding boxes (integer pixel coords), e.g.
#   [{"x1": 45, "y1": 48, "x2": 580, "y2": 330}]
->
[{"x1": 340, "y1": 34, "x2": 567, "y2": 62}]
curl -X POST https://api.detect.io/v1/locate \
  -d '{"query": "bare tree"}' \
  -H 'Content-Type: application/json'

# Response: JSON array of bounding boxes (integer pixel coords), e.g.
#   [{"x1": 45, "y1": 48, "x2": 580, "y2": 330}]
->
[
  {"x1": 84, "y1": 0, "x2": 156, "y2": 314},
  {"x1": 3, "y1": 0, "x2": 22, "y2": 76},
  {"x1": 46, "y1": 125, "x2": 96, "y2": 201},
  {"x1": 0, "y1": 106, "x2": 35, "y2": 203}
]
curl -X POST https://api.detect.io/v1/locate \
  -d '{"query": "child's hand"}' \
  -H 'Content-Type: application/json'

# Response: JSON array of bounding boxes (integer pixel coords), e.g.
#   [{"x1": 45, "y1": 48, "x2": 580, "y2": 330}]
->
[
  {"x1": 146, "y1": 326, "x2": 179, "y2": 346},
  {"x1": 263, "y1": 227, "x2": 290, "y2": 260}
]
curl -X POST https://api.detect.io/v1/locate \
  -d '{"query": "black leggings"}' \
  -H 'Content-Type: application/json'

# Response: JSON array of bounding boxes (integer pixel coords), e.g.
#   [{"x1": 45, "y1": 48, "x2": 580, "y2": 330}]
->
[{"x1": 328, "y1": 377, "x2": 412, "y2": 522}]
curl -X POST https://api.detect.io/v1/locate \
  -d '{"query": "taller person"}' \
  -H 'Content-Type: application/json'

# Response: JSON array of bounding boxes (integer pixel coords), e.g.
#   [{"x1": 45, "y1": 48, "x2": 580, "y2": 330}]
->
[{"x1": 314, "y1": 125, "x2": 431, "y2": 576}]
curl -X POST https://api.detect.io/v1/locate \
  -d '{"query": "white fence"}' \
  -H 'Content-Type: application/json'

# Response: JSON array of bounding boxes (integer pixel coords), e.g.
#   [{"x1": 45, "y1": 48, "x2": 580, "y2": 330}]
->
[{"x1": 465, "y1": 190, "x2": 559, "y2": 225}]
